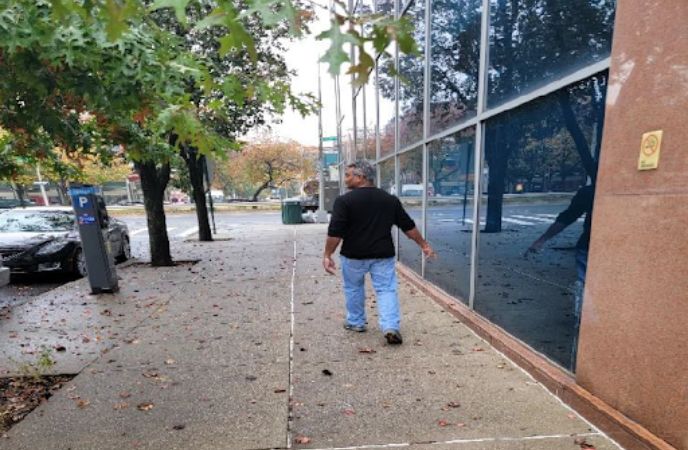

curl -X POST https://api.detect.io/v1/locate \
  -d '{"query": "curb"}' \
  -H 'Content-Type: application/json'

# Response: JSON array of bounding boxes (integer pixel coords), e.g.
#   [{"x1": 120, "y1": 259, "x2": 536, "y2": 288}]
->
[{"x1": 396, "y1": 263, "x2": 677, "y2": 450}]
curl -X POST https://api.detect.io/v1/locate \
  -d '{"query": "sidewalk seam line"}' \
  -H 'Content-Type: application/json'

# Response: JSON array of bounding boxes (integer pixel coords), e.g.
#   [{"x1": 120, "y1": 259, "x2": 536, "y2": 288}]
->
[
  {"x1": 287, "y1": 229, "x2": 297, "y2": 449},
  {"x1": 303, "y1": 431, "x2": 603, "y2": 450}
]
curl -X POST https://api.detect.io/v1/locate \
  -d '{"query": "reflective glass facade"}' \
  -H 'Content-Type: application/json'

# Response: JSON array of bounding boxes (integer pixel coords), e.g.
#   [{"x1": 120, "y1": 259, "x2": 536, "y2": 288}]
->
[{"x1": 348, "y1": 0, "x2": 615, "y2": 371}]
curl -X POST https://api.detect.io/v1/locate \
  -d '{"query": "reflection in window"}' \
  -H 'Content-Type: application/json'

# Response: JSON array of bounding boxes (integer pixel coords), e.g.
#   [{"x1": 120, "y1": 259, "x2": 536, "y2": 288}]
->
[
  {"x1": 398, "y1": 0, "x2": 426, "y2": 149},
  {"x1": 378, "y1": 157, "x2": 396, "y2": 195},
  {"x1": 477, "y1": 74, "x2": 607, "y2": 370},
  {"x1": 355, "y1": 87, "x2": 376, "y2": 160},
  {"x1": 378, "y1": 54, "x2": 396, "y2": 157},
  {"x1": 488, "y1": 0, "x2": 615, "y2": 107},
  {"x1": 398, "y1": 147, "x2": 423, "y2": 274},
  {"x1": 429, "y1": 0, "x2": 481, "y2": 136},
  {"x1": 425, "y1": 128, "x2": 475, "y2": 303}
]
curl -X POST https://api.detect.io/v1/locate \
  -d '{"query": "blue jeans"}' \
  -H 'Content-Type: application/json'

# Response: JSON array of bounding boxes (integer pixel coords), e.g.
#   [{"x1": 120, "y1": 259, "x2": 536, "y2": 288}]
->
[
  {"x1": 571, "y1": 248, "x2": 588, "y2": 370},
  {"x1": 340, "y1": 256, "x2": 400, "y2": 332}
]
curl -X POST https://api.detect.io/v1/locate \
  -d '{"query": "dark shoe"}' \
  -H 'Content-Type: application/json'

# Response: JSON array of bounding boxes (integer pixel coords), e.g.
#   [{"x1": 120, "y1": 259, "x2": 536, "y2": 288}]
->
[
  {"x1": 384, "y1": 330, "x2": 403, "y2": 345},
  {"x1": 343, "y1": 323, "x2": 367, "y2": 332}
]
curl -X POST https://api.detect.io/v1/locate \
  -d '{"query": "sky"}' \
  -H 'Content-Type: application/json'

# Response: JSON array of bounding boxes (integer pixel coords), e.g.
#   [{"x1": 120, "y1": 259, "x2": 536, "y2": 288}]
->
[{"x1": 247, "y1": 3, "x2": 354, "y2": 148}]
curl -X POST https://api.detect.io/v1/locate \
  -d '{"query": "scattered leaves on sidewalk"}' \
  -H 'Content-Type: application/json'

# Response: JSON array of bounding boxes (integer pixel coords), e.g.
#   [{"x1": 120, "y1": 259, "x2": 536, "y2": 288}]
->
[
  {"x1": 137, "y1": 402, "x2": 155, "y2": 411},
  {"x1": 294, "y1": 435, "x2": 311, "y2": 444},
  {"x1": 0, "y1": 375, "x2": 74, "y2": 433},
  {"x1": 357, "y1": 347, "x2": 376, "y2": 354}
]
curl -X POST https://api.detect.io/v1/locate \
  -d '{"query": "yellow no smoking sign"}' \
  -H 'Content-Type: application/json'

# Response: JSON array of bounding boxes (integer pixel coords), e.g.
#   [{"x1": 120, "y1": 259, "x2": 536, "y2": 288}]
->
[{"x1": 638, "y1": 130, "x2": 663, "y2": 170}]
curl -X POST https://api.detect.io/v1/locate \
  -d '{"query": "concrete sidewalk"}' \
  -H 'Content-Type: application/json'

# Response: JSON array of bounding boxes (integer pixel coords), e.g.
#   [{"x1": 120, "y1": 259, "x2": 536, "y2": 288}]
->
[{"x1": 0, "y1": 225, "x2": 622, "y2": 450}]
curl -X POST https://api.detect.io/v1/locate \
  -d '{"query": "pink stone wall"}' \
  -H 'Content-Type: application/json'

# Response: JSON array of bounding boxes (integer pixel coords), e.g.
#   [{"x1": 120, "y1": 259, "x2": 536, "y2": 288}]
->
[{"x1": 577, "y1": 2, "x2": 688, "y2": 449}]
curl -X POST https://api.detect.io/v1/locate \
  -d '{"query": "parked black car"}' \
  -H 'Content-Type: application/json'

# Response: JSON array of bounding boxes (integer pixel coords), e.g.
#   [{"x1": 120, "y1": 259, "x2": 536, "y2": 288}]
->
[{"x1": 0, "y1": 207, "x2": 130, "y2": 277}]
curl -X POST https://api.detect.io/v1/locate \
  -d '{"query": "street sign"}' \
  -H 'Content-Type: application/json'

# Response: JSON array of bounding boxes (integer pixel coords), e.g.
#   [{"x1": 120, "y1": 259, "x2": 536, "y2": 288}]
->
[{"x1": 321, "y1": 136, "x2": 337, "y2": 142}]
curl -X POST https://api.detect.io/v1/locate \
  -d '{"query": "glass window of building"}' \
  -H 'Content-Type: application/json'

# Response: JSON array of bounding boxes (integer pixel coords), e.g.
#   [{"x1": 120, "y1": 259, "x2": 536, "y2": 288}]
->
[
  {"x1": 487, "y1": 0, "x2": 616, "y2": 107},
  {"x1": 398, "y1": 0, "x2": 426, "y2": 149},
  {"x1": 425, "y1": 128, "x2": 475, "y2": 303},
  {"x1": 378, "y1": 53, "x2": 396, "y2": 158},
  {"x1": 429, "y1": 0, "x2": 481, "y2": 137},
  {"x1": 398, "y1": 147, "x2": 423, "y2": 274},
  {"x1": 476, "y1": 74, "x2": 607, "y2": 371}
]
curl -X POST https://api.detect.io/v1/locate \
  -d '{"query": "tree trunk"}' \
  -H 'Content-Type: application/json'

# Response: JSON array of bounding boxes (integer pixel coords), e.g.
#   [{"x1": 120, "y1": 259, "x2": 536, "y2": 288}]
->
[
  {"x1": 483, "y1": 124, "x2": 510, "y2": 233},
  {"x1": 251, "y1": 179, "x2": 272, "y2": 202},
  {"x1": 557, "y1": 89, "x2": 597, "y2": 180},
  {"x1": 181, "y1": 147, "x2": 212, "y2": 241},
  {"x1": 137, "y1": 160, "x2": 173, "y2": 266}
]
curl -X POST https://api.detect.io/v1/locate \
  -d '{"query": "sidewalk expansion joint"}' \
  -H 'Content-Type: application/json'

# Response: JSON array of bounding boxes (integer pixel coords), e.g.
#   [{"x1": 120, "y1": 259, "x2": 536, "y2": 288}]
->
[
  {"x1": 293, "y1": 432, "x2": 603, "y2": 450},
  {"x1": 286, "y1": 229, "x2": 297, "y2": 449}
]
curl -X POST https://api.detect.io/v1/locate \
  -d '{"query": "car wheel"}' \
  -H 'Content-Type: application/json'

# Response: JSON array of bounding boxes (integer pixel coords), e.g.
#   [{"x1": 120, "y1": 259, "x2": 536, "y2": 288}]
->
[
  {"x1": 74, "y1": 248, "x2": 88, "y2": 278},
  {"x1": 117, "y1": 236, "x2": 131, "y2": 263}
]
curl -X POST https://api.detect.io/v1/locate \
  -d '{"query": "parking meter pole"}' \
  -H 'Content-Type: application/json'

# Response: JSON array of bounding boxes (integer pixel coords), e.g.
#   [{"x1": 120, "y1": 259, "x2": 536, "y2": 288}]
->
[{"x1": 69, "y1": 186, "x2": 119, "y2": 294}]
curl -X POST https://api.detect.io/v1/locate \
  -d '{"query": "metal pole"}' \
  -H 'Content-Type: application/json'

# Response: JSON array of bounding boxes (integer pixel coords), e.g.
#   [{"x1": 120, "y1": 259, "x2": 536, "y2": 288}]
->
[
  {"x1": 316, "y1": 61, "x2": 328, "y2": 222},
  {"x1": 36, "y1": 164, "x2": 49, "y2": 206}
]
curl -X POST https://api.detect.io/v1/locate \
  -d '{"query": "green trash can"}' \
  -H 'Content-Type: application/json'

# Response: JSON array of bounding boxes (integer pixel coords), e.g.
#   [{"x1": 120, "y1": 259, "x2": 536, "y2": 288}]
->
[{"x1": 281, "y1": 199, "x2": 303, "y2": 224}]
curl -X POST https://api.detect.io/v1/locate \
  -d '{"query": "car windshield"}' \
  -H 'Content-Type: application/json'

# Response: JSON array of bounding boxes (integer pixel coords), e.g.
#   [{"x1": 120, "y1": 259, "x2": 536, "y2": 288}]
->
[{"x1": 0, "y1": 211, "x2": 75, "y2": 232}]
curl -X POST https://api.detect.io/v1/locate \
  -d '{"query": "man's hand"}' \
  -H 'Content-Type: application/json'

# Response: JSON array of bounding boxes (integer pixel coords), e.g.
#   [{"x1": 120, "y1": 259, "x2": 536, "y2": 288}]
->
[
  {"x1": 323, "y1": 255, "x2": 337, "y2": 274},
  {"x1": 524, "y1": 240, "x2": 544, "y2": 257},
  {"x1": 421, "y1": 242, "x2": 437, "y2": 260}
]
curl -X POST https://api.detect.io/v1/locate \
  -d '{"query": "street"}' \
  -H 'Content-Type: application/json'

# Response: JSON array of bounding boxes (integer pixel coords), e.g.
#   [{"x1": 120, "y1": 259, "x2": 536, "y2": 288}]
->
[{"x1": 0, "y1": 210, "x2": 282, "y2": 309}]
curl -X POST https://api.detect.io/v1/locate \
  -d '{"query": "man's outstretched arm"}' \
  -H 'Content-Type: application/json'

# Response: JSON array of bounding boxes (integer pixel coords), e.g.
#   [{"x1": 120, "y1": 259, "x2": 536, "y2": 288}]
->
[
  {"x1": 403, "y1": 227, "x2": 437, "y2": 259},
  {"x1": 323, "y1": 236, "x2": 342, "y2": 274}
]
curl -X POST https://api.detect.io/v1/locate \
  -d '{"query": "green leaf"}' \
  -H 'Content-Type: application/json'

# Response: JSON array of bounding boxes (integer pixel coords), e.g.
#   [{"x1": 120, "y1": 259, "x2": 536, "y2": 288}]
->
[
  {"x1": 348, "y1": 48, "x2": 374, "y2": 87},
  {"x1": 151, "y1": 0, "x2": 191, "y2": 24},
  {"x1": 317, "y1": 21, "x2": 359, "y2": 75}
]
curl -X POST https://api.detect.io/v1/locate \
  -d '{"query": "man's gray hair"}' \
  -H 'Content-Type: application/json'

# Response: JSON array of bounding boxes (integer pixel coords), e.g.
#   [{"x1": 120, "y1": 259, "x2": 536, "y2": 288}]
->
[{"x1": 347, "y1": 159, "x2": 376, "y2": 182}]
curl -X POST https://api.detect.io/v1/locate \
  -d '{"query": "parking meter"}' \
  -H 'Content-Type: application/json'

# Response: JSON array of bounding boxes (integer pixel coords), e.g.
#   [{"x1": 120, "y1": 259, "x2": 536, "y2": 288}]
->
[{"x1": 69, "y1": 186, "x2": 119, "y2": 294}]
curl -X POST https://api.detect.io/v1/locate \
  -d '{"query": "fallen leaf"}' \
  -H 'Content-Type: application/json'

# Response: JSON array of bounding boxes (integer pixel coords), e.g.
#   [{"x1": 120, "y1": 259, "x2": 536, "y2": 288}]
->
[
  {"x1": 137, "y1": 402, "x2": 155, "y2": 411},
  {"x1": 294, "y1": 436, "x2": 311, "y2": 444},
  {"x1": 172, "y1": 424, "x2": 185, "y2": 430},
  {"x1": 76, "y1": 399, "x2": 90, "y2": 409},
  {"x1": 142, "y1": 371, "x2": 159, "y2": 379},
  {"x1": 119, "y1": 391, "x2": 131, "y2": 399},
  {"x1": 54, "y1": 345, "x2": 66, "y2": 352},
  {"x1": 322, "y1": 369, "x2": 333, "y2": 376},
  {"x1": 113, "y1": 402, "x2": 129, "y2": 410},
  {"x1": 456, "y1": 422, "x2": 466, "y2": 427},
  {"x1": 472, "y1": 347, "x2": 484, "y2": 352},
  {"x1": 358, "y1": 347, "x2": 376, "y2": 354},
  {"x1": 438, "y1": 419, "x2": 449, "y2": 427},
  {"x1": 446, "y1": 401, "x2": 461, "y2": 408},
  {"x1": 574, "y1": 438, "x2": 596, "y2": 449},
  {"x1": 342, "y1": 408, "x2": 356, "y2": 416},
  {"x1": 165, "y1": 359, "x2": 176, "y2": 365},
  {"x1": 274, "y1": 388, "x2": 286, "y2": 393}
]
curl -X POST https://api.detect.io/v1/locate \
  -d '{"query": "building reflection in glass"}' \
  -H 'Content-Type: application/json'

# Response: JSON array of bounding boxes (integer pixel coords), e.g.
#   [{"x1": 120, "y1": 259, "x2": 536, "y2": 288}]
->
[
  {"x1": 476, "y1": 74, "x2": 607, "y2": 370},
  {"x1": 426, "y1": 128, "x2": 475, "y2": 303},
  {"x1": 398, "y1": 147, "x2": 423, "y2": 274}
]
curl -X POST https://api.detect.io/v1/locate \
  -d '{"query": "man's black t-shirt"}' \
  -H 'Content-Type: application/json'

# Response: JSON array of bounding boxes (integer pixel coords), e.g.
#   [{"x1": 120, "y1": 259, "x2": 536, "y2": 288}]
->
[{"x1": 327, "y1": 187, "x2": 415, "y2": 259}]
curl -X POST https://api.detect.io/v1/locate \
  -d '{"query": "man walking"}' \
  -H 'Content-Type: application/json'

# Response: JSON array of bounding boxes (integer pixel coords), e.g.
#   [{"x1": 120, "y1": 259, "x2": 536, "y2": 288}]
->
[{"x1": 323, "y1": 160, "x2": 436, "y2": 345}]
